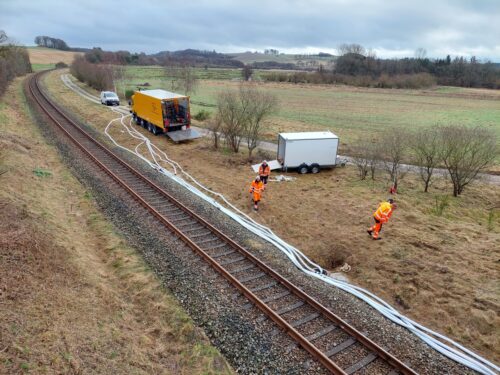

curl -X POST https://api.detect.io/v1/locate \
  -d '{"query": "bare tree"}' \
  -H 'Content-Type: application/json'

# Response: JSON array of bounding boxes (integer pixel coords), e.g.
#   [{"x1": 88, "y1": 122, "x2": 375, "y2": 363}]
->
[
  {"x1": 410, "y1": 127, "x2": 440, "y2": 192},
  {"x1": 337, "y1": 43, "x2": 366, "y2": 56},
  {"x1": 352, "y1": 140, "x2": 380, "y2": 180},
  {"x1": 242, "y1": 65, "x2": 253, "y2": 81},
  {"x1": 242, "y1": 86, "x2": 277, "y2": 158},
  {"x1": 439, "y1": 126, "x2": 498, "y2": 196},
  {"x1": 380, "y1": 129, "x2": 408, "y2": 190},
  {"x1": 0, "y1": 30, "x2": 7, "y2": 44},
  {"x1": 164, "y1": 63, "x2": 198, "y2": 95},
  {"x1": 415, "y1": 48, "x2": 427, "y2": 60},
  {"x1": 216, "y1": 89, "x2": 252, "y2": 152},
  {"x1": 208, "y1": 114, "x2": 223, "y2": 150}
]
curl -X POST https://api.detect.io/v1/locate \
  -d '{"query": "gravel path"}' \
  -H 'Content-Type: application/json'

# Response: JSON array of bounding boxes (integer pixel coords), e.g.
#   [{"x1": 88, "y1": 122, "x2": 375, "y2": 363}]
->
[{"x1": 29, "y1": 77, "x2": 480, "y2": 374}]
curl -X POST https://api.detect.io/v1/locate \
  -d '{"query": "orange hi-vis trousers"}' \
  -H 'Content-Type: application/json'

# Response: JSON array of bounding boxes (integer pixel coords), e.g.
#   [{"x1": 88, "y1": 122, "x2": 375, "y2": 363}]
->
[{"x1": 369, "y1": 218, "x2": 383, "y2": 239}]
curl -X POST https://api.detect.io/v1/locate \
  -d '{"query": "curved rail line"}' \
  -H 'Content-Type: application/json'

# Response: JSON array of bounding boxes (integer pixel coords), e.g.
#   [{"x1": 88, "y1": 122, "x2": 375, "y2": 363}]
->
[{"x1": 27, "y1": 71, "x2": 417, "y2": 375}]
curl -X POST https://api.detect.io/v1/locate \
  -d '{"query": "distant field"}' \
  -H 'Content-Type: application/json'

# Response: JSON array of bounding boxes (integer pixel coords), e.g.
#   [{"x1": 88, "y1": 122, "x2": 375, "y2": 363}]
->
[
  {"x1": 115, "y1": 66, "x2": 500, "y2": 150},
  {"x1": 27, "y1": 46, "x2": 81, "y2": 66},
  {"x1": 228, "y1": 51, "x2": 336, "y2": 68}
]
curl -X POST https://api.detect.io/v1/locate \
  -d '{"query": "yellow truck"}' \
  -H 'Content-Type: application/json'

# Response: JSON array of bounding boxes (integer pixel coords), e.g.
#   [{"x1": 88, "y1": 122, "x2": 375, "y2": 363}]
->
[{"x1": 130, "y1": 89, "x2": 200, "y2": 141}]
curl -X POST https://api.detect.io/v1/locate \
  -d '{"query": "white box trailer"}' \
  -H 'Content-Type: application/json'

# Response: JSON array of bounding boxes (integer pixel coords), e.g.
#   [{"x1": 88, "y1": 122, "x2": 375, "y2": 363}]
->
[{"x1": 277, "y1": 131, "x2": 339, "y2": 174}]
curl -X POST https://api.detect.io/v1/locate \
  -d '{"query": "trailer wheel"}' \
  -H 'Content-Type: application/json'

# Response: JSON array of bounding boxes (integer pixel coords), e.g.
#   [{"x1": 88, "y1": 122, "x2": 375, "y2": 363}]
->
[
  {"x1": 151, "y1": 125, "x2": 158, "y2": 135},
  {"x1": 298, "y1": 163, "x2": 309, "y2": 174},
  {"x1": 142, "y1": 120, "x2": 148, "y2": 129},
  {"x1": 310, "y1": 163, "x2": 320, "y2": 174}
]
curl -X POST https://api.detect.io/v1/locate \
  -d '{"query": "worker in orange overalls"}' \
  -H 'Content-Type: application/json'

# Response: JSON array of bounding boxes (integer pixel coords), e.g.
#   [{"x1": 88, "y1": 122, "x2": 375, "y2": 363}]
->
[
  {"x1": 258, "y1": 160, "x2": 271, "y2": 186},
  {"x1": 249, "y1": 176, "x2": 264, "y2": 211},
  {"x1": 367, "y1": 198, "x2": 397, "y2": 240}
]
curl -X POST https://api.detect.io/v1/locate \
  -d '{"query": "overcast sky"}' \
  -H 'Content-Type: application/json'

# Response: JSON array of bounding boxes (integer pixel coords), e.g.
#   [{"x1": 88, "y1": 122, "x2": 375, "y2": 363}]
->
[{"x1": 1, "y1": 0, "x2": 499, "y2": 60}]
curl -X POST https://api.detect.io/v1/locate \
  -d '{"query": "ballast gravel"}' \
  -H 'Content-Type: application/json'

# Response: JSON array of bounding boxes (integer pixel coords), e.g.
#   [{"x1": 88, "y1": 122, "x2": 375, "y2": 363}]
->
[{"x1": 26, "y1": 77, "x2": 478, "y2": 375}]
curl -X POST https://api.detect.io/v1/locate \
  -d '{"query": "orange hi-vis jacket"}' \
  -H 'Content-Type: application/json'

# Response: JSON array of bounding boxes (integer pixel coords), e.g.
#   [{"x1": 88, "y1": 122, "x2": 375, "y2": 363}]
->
[
  {"x1": 259, "y1": 164, "x2": 270, "y2": 177},
  {"x1": 373, "y1": 202, "x2": 393, "y2": 223},
  {"x1": 250, "y1": 180, "x2": 264, "y2": 201}
]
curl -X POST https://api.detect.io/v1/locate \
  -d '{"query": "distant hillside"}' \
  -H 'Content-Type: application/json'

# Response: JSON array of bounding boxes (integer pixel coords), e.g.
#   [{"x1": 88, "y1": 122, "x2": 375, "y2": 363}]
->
[
  {"x1": 228, "y1": 51, "x2": 337, "y2": 70},
  {"x1": 154, "y1": 49, "x2": 243, "y2": 68},
  {"x1": 28, "y1": 46, "x2": 82, "y2": 65}
]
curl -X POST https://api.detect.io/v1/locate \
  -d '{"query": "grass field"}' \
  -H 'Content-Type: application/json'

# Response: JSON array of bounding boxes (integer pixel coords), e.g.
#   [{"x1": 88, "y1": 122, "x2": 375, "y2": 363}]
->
[
  {"x1": 114, "y1": 66, "x2": 500, "y2": 151},
  {"x1": 27, "y1": 46, "x2": 81, "y2": 70},
  {"x1": 228, "y1": 51, "x2": 336, "y2": 69}
]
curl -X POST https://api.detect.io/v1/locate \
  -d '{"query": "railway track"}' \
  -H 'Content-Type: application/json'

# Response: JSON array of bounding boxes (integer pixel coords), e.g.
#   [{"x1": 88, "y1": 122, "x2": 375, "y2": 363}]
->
[{"x1": 27, "y1": 71, "x2": 418, "y2": 375}]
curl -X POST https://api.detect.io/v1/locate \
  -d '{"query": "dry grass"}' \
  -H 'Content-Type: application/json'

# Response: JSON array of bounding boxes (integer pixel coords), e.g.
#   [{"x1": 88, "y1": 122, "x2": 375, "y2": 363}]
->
[
  {"x1": 44, "y1": 69, "x2": 500, "y2": 364},
  {"x1": 27, "y1": 47, "x2": 82, "y2": 65},
  {"x1": 0, "y1": 77, "x2": 233, "y2": 374}
]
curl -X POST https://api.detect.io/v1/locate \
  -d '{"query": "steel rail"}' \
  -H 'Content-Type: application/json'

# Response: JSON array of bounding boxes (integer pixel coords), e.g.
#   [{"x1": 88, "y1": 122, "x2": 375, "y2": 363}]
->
[{"x1": 26, "y1": 71, "x2": 417, "y2": 375}]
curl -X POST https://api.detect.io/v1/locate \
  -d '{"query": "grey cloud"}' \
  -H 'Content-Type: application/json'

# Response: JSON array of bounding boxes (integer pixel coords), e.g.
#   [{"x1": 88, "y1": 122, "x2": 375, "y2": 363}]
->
[{"x1": 0, "y1": 0, "x2": 499, "y2": 60}]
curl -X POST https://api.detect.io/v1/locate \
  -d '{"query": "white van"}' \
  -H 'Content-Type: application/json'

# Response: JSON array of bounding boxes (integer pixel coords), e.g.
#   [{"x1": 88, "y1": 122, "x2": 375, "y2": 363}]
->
[{"x1": 100, "y1": 91, "x2": 120, "y2": 106}]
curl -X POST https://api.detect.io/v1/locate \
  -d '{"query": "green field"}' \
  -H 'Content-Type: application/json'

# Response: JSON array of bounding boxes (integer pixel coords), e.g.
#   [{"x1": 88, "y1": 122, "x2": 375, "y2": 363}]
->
[
  {"x1": 31, "y1": 63, "x2": 56, "y2": 71},
  {"x1": 116, "y1": 66, "x2": 500, "y2": 148}
]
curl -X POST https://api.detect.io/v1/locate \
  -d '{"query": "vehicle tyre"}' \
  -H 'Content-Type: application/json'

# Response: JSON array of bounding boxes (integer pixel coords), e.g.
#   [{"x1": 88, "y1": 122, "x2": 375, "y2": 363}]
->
[
  {"x1": 142, "y1": 120, "x2": 148, "y2": 129},
  {"x1": 151, "y1": 125, "x2": 158, "y2": 135},
  {"x1": 310, "y1": 163, "x2": 320, "y2": 174},
  {"x1": 148, "y1": 123, "x2": 153, "y2": 133},
  {"x1": 298, "y1": 163, "x2": 309, "y2": 174}
]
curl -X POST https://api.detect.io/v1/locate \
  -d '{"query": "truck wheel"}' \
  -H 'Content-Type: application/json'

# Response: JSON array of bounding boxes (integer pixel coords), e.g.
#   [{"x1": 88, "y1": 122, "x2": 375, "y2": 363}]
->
[
  {"x1": 142, "y1": 120, "x2": 148, "y2": 129},
  {"x1": 310, "y1": 163, "x2": 320, "y2": 174},
  {"x1": 298, "y1": 163, "x2": 309, "y2": 174},
  {"x1": 151, "y1": 125, "x2": 158, "y2": 135},
  {"x1": 148, "y1": 123, "x2": 153, "y2": 133}
]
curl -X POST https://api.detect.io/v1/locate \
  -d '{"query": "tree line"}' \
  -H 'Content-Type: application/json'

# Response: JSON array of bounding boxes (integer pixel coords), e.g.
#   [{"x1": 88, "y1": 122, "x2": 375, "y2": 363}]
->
[
  {"x1": 82, "y1": 47, "x2": 244, "y2": 68},
  {"x1": 0, "y1": 31, "x2": 32, "y2": 97},
  {"x1": 351, "y1": 125, "x2": 498, "y2": 197},
  {"x1": 263, "y1": 44, "x2": 500, "y2": 89},
  {"x1": 34, "y1": 35, "x2": 70, "y2": 51}
]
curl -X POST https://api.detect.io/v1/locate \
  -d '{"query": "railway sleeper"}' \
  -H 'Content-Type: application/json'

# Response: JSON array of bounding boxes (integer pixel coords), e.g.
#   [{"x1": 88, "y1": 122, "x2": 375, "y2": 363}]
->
[
  {"x1": 230, "y1": 263, "x2": 255, "y2": 275},
  {"x1": 195, "y1": 237, "x2": 221, "y2": 245},
  {"x1": 239, "y1": 272, "x2": 265, "y2": 283},
  {"x1": 211, "y1": 250, "x2": 236, "y2": 260},
  {"x1": 269, "y1": 313, "x2": 321, "y2": 337},
  {"x1": 219, "y1": 255, "x2": 246, "y2": 266},
  {"x1": 183, "y1": 225, "x2": 207, "y2": 233},
  {"x1": 324, "y1": 337, "x2": 357, "y2": 357},
  {"x1": 188, "y1": 231, "x2": 213, "y2": 239},
  {"x1": 344, "y1": 353, "x2": 378, "y2": 375},
  {"x1": 203, "y1": 243, "x2": 227, "y2": 251}
]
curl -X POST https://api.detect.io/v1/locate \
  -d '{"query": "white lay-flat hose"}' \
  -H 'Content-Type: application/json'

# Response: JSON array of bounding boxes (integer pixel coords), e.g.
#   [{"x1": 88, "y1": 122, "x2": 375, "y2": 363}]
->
[{"x1": 61, "y1": 74, "x2": 499, "y2": 375}]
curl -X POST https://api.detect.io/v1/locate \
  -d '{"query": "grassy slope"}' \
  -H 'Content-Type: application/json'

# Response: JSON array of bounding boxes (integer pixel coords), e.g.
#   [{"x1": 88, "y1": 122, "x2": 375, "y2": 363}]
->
[
  {"x1": 0, "y1": 76, "x2": 233, "y2": 374},
  {"x1": 50, "y1": 70, "x2": 499, "y2": 363},
  {"x1": 27, "y1": 46, "x2": 81, "y2": 70}
]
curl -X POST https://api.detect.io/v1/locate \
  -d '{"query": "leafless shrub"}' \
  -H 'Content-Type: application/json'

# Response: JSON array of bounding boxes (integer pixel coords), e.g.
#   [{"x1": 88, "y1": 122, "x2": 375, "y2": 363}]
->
[
  {"x1": 216, "y1": 89, "x2": 251, "y2": 153},
  {"x1": 164, "y1": 64, "x2": 198, "y2": 95},
  {"x1": 439, "y1": 126, "x2": 498, "y2": 196},
  {"x1": 216, "y1": 85, "x2": 277, "y2": 156},
  {"x1": 208, "y1": 115, "x2": 223, "y2": 150},
  {"x1": 410, "y1": 127, "x2": 441, "y2": 192},
  {"x1": 70, "y1": 56, "x2": 113, "y2": 91},
  {"x1": 242, "y1": 86, "x2": 277, "y2": 158},
  {"x1": 0, "y1": 31, "x2": 31, "y2": 97},
  {"x1": 242, "y1": 65, "x2": 253, "y2": 81},
  {"x1": 352, "y1": 140, "x2": 381, "y2": 180},
  {"x1": 380, "y1": 129, "x2": 409, "y2": 189}
]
